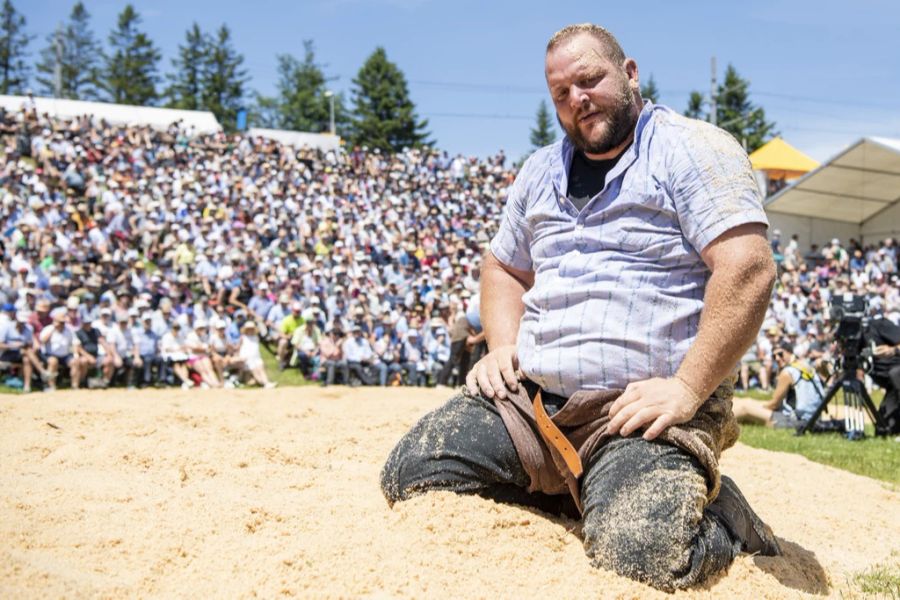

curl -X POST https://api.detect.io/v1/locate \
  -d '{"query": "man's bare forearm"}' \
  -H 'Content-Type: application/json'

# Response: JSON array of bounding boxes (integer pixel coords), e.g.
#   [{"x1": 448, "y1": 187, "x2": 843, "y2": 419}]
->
[
  {"x1": 480, "y1": 251, "x2": 534, "y2": 350},
  {"x1": 676, "y1": 247, "x2": 775, "y2": 400}
]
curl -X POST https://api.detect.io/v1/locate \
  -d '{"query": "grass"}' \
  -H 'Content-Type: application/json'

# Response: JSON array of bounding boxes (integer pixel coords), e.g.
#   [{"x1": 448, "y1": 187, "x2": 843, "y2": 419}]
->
[
  {"x1": 735, "y1": 388, "x2": 899, "y2": 485},
  {"x1": 837, "y1": 551, "x2": 900, "y2": 598}
]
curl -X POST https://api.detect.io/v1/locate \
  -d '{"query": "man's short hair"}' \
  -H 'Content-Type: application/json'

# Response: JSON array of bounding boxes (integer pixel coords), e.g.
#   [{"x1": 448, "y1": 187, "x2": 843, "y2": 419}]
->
[{"x1": 546, "y1": 23, "x2": 626, "y2": 65}]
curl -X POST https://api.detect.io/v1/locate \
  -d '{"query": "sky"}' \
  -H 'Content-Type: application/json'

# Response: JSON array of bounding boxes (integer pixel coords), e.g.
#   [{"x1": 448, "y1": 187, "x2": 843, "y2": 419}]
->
[{"x1": 21, "y1": 0, "x2": 900, "y2": 163}]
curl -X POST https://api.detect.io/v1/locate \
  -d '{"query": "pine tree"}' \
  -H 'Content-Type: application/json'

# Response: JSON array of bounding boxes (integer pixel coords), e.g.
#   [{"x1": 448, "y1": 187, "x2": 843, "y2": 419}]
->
[
  {"x1": 529, "y1": 100, "x2": 556, "y2": 149},
  {"x1": 103, "y1": 4, "x2": 161, "y2": 105},
  {"x1": 35, "y1": 2, "x2": 101, "y2": 99},
  {"x1": 252, "y1": 41, "x2": 347, "y2": 135},
  {"x1": 200, "y1": 25, "x2": 248, "y2": 131},
  {"x1": 0, "y1": 0, "x2": 31, "y2": 94},
  {"x1": 714, "y1": 64, "x2": 777, "y2": 152},
  {"x1": 684, "y1": 91, "x2": 705, "y2": 119},
  {"x1": 165, "y1": 23, "x2": 206, "y2": 110},
  {"x1": 640, "y1": 74, "x2": 660, "y2": 104},
  {"x1": 350, "y1": 47, "x2": 430, "y2": 151}
]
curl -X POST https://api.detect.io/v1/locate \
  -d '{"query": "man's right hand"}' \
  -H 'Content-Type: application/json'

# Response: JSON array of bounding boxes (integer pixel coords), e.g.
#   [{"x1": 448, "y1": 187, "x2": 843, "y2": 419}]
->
[{"x1": 465, "y1": 344, "x2": 520, "y2": 399}]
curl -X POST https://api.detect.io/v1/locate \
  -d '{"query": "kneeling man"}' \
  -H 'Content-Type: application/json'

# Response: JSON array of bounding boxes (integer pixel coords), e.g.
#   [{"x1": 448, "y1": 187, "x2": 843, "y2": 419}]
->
[{"x1": 381, "y1": 23, "x2": 782, "y2": 592}]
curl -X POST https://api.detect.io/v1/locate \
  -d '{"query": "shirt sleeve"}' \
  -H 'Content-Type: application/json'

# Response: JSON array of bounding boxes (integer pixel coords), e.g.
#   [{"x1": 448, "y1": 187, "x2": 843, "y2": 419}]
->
[
  {"x1": 489, "y1": 160, "x2": 535, "y2": 272},
  {"x1": 669, "y1": 123, "x2": 769, "y2": 254}
]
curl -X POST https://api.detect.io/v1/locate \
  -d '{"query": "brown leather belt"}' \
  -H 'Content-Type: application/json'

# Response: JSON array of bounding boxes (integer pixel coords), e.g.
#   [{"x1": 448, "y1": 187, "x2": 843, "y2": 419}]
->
[{"x1": 532, "y1": 389, "x2": 583, "y2": 478}]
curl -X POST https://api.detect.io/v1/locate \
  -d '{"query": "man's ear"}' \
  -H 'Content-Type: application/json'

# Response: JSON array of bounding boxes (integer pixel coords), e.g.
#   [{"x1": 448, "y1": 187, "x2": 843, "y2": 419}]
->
[{"x1": 623, "y1": 58, "x2": 639, "y2": 89}]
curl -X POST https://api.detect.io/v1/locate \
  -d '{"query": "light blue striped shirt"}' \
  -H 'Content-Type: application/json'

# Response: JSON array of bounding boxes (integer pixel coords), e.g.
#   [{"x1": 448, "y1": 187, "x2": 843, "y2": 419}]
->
[{"x1": 490, "y1": 103, "x2": 768, "y2": 397}]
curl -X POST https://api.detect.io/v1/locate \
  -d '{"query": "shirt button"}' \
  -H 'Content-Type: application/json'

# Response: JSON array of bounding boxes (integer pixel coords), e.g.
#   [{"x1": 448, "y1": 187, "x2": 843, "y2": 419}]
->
[{"x1": 575, "y1": 223, "x2": 584, "y2": 231}]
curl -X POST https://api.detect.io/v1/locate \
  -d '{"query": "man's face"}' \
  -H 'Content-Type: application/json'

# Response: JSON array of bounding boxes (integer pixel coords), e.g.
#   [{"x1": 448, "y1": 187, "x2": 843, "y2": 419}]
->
[{"x1": 545, "y1": 33, "x2": 640, "y2": 157}]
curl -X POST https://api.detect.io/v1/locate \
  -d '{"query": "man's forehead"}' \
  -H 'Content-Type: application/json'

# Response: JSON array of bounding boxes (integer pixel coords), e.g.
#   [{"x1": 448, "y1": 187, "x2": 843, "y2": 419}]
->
[{"x1": 546, "y1": 39, "x2": 612, "y2": 80}]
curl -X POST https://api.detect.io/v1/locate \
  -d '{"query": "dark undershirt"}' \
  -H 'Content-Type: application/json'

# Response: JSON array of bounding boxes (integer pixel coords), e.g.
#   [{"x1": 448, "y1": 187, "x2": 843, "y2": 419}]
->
[{"x1": 567, "y1": 147, "x2": 627, "y2": 211}]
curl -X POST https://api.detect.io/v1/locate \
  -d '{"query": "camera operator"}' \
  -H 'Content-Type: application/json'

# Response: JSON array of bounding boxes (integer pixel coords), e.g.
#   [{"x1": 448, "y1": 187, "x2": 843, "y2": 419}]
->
[
  {"x1": 868, "y1": 313, "x2": 900, "y2": 434},
  {"x1": 732, "y1": 342, "x2": 826, "y2": 429}
]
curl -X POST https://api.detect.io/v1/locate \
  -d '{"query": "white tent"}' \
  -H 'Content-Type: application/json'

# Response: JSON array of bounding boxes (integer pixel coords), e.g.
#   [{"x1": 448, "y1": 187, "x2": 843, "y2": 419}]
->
[
  {"x1": 247, "y1": 128, "x2": 341, "y2": 151},
  {"x1": 0, "y1": 94, "x2": 222, "y2": 133},
  {"x1": 765, "y1": 137, "x2": 900, "y2": 248}
]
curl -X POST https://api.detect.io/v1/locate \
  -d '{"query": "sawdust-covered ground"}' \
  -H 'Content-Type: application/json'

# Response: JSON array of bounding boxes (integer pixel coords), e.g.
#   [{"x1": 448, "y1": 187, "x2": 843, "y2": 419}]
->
[{"x1": 2, "y1": 387, "x2": 898, "y2": 598}]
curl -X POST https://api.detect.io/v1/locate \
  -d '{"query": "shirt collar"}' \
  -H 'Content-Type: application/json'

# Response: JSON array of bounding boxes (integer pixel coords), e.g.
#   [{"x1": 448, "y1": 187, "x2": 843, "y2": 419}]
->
[{"x1": 550, "y1": 101, "x2": 656, "y2": 200}]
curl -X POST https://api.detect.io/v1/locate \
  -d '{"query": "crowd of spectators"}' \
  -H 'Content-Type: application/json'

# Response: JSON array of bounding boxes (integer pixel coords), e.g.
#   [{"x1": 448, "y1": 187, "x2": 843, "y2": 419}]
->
[
  {"x1": 739, "y1": 230, "x2": 899, "y2": 391},
  {"x1": 0, "y1": 103, "x2": 491, "y2": 392},
  {"x1": 1, "y1": 101, "x2": 897, "y2": 396}
]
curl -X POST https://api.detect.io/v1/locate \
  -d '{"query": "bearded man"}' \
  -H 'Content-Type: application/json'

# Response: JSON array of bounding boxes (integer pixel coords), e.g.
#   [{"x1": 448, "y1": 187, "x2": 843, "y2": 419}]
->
[{"x1": 381, "y1": 23, "x2": 780, "y2": 591}]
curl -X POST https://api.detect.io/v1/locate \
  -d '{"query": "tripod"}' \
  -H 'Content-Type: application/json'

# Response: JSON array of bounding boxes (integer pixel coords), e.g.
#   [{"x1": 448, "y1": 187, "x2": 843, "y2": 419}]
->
[{"x1": 797, "y1": 353, "x2": 889, "y2": 439}]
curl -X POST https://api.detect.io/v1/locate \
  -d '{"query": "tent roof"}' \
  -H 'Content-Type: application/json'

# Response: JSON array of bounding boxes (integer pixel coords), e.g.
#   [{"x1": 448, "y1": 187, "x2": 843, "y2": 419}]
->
[
  {"x1": 764, "y1": 137, "x2": 900, "y2": 224},
  {"x1": 749, "y1": 137, "x2": 819, "y2": 177},
  {"x1": 0, "y1": 94, "x2": 221, "y2": 134}
]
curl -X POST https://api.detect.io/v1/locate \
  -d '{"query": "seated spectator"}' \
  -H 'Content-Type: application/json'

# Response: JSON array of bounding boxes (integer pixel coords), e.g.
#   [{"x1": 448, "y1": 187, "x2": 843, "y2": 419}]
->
[
  {"x1": 373, "y1": 329, "x2": 403, "y2": 386},
  {"x1": 208, "y1": 319, "x2": 243, "y2": 386},
  {"x1": 342, "y1": 325, "x2": 381, "y2": 386},
  {"x1": 184, "y1": 320, "x2": 222, "y2": 388},
  {"x1": 74, "y1": 319, "x2": 104, "y2": 389},
  {"x1": 290, "y1": 319, "x2": 321, "y2": 378},
  {"x1": 732, "y1": 343, "x2": 825, "y2": 429},
  {"x1": 39, "y1": 310, "x2": 79, "y2": 391},
  {"x1": 0, "y1": 310, "x2": 48, "y2": 393},
  {"x1": 132, "y1": 312, "x2": 162, "y2": 387},
  {"x1": 160, "y1": 321, "x2": 194, "y2": 389},
  {"x1": 400, "y1": 329, "x2": 427, "y2": 386},
  {"x1": 318, "y1": 328, "x2": 348, "y2": 386},
  {"x1": 237, "y1": 320, "x2": 276, "y2": 388},
  {"x1": 104, "y1": 312, "x2": 138, "y2": 388},
  {"x1": 277, "y1": 302, "x2": 305, "y2": 370}
]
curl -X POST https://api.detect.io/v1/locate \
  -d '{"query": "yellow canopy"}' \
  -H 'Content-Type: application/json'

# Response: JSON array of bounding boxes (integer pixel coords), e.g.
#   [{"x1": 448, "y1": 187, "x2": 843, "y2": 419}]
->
[{"x1": 749, "y1": 137, "x2": 819, "y2": 180}]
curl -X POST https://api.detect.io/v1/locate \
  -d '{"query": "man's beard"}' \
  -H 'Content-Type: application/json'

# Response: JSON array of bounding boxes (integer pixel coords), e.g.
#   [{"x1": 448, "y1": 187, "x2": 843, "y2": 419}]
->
[{"x1": 559, "y1": 83, "x2": 637, "y2": 155}]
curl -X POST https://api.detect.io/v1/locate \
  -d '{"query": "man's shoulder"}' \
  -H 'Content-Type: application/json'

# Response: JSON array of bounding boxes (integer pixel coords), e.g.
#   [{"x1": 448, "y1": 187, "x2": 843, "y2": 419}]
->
[
  {"x1": 647, "y1": 105, "x2": 739, "y2": 149},
  {"x1": 517, "y1": 140, "x2": 565, "y2": 180}
]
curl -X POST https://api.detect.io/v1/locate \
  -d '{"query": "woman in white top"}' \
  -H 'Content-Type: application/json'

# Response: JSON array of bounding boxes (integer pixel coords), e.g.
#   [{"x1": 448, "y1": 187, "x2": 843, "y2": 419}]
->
[
  {"x1": 238, "y1": 320, "x2": 276, "y2": 388},
  {"x1": 183, "y1": 320, "x2": 221, "y2": 388},
  {"x1": 159, "y1": 321, "x2": 194, "y2": 389}
]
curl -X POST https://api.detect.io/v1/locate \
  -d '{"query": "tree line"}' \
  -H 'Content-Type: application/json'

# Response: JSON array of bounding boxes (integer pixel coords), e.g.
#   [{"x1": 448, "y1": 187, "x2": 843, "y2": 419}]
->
[
  {"x1": 0, "y1": 1, "x2": 429, "y2": 151},
  {"x1": 4, "y1": 0, "x2": 774, "y2": 155}
]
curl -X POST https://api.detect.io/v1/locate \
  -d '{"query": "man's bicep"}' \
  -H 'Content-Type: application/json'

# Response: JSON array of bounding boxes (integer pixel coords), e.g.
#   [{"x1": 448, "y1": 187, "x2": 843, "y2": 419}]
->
[{"x1": 700, "y1": 223, "x2": 773, "y2": 272}]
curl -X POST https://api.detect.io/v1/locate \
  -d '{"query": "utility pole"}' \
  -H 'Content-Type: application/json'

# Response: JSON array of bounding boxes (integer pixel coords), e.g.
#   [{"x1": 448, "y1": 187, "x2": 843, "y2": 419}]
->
[
  {"x1": 709, "y1": 56, "x2": 717, "y2": 127},
  {"x1": 324, "y1": 90, "x2": 335, "y2": 135},
  {"x1": 53, "y1": 24, "x2": 63, "y2": 99}
]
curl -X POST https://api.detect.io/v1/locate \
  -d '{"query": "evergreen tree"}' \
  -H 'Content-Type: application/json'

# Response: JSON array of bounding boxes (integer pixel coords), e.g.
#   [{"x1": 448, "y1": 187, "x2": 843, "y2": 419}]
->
[
  {"x1": 200, "y1": 25, "x2": 248, "y2": 131},
  {"x1": 350, "y1": 47, "x2": 430, "y2": 151},
  {"x1": 165, "y1": 23, "x2": 206, "y2": 110},
  {"x1": 529, "y1": 100, "x2": 556, "y2": 149},
  {"x1": 35, "y1": 2, "x2": 101, "y2": 99},
  {"x1": 103, "y1": 4, "x2": 160, "y2": 105},
  {"x1": 640, "y1": 74, "x2": 660, "y2": 104},
  {"x1": 714, "y1": 64, "x2": 777, "y2": 152},
  {"x1": 684, "y1": 91, "x2": 705, "y2": 119},
  {"x1": 0, "y1": 0, "x2": 31, "y2": 94},
  {"x1": 252, "y1": 41, "x2": 346, "y2": 135}
]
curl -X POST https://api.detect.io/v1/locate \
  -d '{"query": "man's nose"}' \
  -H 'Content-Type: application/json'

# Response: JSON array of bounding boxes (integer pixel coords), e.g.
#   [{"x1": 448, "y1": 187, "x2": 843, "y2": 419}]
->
[{"x1": 569, "y1": 86, "x2": 590, "y2": 111}]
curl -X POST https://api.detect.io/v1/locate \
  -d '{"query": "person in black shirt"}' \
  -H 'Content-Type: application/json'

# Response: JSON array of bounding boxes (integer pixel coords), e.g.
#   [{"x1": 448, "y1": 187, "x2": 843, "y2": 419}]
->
[
  {"x1": 74, "y1": 320, "x2": 101, "y2": 389},
  {"x1": 868, "y1": 316, "x2": 900, "y2": 434}
]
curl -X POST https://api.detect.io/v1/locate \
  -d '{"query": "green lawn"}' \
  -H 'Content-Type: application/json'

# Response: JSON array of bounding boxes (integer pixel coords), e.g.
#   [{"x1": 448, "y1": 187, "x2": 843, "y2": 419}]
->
[{"x1": 734, "y1": 389, "x2": 899, "y2": 485}]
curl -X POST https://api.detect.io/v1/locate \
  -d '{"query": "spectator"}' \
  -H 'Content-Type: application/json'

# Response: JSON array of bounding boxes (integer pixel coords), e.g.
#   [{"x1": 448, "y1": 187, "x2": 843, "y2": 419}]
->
[
  {"x1": 733, "y1": 343, "x2": 825, "y2": 429},
  {"x1": 237, "y1": 320, "x2": 276, "y2": 388},
  {"x1": 318, "y1": 328, "x2": 348, "y2": 386},
  {"x1": 133, "y1": 313, "x2": 162, "y2": 387}
]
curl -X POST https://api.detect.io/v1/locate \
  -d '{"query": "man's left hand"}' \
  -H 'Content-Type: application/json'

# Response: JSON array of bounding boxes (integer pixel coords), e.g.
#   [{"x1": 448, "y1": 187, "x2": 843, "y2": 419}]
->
[{"x1": 606, "y1": 377, "x2": 705, "y2": 441}]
